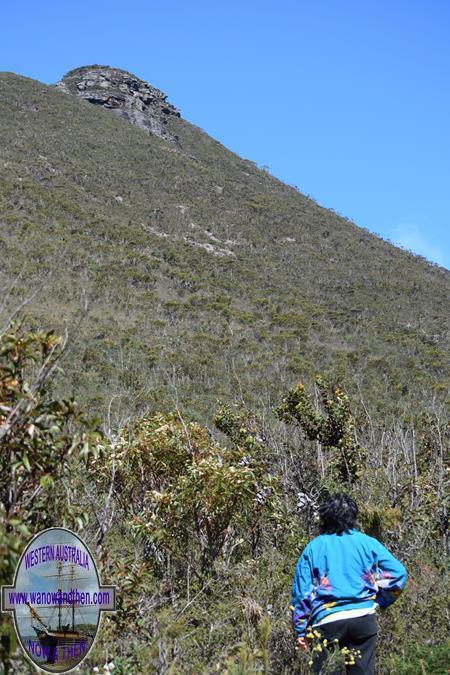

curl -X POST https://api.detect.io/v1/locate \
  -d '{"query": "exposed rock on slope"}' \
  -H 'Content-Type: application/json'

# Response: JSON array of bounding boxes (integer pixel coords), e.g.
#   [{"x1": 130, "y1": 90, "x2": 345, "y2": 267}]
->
[{"x1": 55, "y1": 65, "x2": 181, "y2": 144}]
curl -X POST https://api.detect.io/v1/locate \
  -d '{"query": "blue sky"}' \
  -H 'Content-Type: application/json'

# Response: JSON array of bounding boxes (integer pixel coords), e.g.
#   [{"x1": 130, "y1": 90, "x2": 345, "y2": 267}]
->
[{"x1": 1, "y1": 0, "x2": 449, "y2": 268}]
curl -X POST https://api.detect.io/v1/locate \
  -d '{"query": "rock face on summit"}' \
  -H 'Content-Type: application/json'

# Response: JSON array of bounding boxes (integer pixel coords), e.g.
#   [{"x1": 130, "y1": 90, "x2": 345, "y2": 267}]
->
[{"x1": 55, "y1": 65, "x2": 181, "y2": 144}]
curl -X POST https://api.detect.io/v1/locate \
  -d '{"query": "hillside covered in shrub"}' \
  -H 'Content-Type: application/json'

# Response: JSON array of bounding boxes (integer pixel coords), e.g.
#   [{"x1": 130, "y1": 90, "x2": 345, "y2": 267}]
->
[
  {"x1": 0, "y1": 66, "x2": 449, "y2": 673},
  {"x1": 0, "y1": 69, "x2": 449, "y2": 428}
]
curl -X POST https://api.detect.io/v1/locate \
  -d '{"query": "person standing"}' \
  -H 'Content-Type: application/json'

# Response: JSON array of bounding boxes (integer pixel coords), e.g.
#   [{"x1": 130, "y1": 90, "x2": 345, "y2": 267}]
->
[{"x1": 291, "y1": 493, "x2": 407, "y2": 673}]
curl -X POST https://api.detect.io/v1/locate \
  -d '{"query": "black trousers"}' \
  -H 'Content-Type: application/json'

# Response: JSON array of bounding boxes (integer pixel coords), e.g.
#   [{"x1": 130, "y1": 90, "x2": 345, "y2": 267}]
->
[{"x1": 311, "y1": 613, "x2": 377, "y2": 674}]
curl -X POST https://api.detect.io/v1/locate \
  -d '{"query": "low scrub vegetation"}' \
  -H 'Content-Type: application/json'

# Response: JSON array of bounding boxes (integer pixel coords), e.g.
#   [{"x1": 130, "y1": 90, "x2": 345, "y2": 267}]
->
[{"x1": 1, "y1": 322, "x2": 448, "y2": 673}]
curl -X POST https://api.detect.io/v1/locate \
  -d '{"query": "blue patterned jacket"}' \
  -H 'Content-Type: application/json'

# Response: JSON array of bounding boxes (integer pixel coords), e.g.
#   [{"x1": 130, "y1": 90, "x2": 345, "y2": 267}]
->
[{"x1": 291, "y1": 529, "x2": 407, "y2": 637}]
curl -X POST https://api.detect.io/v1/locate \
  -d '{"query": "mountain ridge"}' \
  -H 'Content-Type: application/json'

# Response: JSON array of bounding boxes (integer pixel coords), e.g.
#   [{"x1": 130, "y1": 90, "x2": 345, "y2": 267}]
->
[{"x1": 0, "y1": 69, "x2": 448, "y2": 423}]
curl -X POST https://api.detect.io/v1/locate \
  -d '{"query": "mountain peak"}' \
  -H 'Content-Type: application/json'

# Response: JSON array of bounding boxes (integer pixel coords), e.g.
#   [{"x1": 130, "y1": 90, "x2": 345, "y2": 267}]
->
[{"x1": 54, "y1": 65, "x2": 180, "y2": 144}]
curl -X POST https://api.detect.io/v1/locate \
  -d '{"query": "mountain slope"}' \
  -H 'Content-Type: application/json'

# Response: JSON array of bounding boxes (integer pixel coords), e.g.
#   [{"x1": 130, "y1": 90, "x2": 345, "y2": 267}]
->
[{"x1": 0, "y1": 69, "x2": 448, "y2": 423}]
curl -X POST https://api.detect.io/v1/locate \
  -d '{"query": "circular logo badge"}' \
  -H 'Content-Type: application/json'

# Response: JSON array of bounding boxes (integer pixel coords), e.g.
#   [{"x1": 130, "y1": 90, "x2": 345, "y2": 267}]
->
[{"x1": 1, "y1": 528, "x2": 116, "y2": 673}]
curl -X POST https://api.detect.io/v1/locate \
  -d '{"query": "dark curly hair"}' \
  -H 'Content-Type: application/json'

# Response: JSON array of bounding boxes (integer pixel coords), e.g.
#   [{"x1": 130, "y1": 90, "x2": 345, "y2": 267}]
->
[{"x1": 318, "y1": 493, "x2": 358, "y2": 534}]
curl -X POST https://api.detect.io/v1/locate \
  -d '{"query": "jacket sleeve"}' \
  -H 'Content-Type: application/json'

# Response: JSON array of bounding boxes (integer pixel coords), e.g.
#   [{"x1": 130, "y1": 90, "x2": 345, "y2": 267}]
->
[
  {"x1": 291, "y1": 547, "x2": 315, "y2": 637},
  {"x1": 372, "y1": 540, "x2": 407, "y2": 608}
]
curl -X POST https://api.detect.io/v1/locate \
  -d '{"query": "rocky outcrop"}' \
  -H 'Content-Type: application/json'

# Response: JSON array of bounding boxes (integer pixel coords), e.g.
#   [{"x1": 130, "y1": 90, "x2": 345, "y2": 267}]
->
[{"x1": 55, "y1": 65, "x2": 181, "y2": 145}]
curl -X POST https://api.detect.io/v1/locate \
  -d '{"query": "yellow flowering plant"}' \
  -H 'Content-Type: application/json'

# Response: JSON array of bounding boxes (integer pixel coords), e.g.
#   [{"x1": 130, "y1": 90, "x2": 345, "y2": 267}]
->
[{"x1": 297, "y1": 626, "x2": 362, "y2": 673}]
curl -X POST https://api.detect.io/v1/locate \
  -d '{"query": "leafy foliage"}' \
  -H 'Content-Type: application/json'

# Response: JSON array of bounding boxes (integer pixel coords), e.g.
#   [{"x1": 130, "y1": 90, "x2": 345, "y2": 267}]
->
[
  {"x1": 275, "y1": 377, "x2": 365, "y2": 482},
  {"x1": 96, "y1": 411, "x2": 282, "y2": 575},
  {"x1": 0, "y1": 322, "x2": 103, "y2": 672},
  {"x1": 1, "y1": 319, "x2": 448, "y2": 672}
]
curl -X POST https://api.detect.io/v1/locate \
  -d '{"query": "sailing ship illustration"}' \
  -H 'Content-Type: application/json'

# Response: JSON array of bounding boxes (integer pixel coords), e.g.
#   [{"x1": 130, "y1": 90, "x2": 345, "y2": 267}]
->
[{"x1": 25, "y1": 561, "x2": 96, "y2": 667}]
